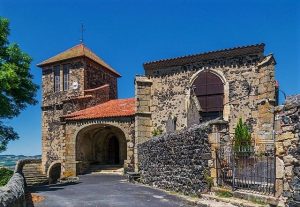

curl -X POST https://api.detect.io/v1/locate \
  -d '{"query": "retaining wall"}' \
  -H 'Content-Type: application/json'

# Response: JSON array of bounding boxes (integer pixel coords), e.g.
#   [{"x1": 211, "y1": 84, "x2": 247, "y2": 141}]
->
[{"x1": 138, "y1": 123, "x2": 212, "y2": 195}]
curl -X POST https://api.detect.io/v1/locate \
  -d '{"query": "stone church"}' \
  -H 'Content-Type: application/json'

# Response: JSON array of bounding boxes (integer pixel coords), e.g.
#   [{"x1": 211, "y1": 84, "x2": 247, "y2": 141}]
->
[{"x1": 37, "y1": 43, "x2": 277, "y2": 179}]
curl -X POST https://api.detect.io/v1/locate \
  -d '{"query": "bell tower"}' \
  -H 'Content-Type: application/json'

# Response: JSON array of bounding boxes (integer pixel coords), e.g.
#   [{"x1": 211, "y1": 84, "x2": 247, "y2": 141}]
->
[{"x1": 37, "y1": 43, "x2": 121, "y2": 173}]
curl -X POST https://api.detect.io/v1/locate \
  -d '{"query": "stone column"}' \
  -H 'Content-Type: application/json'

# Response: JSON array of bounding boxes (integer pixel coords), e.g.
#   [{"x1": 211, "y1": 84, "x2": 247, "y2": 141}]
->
[
  {"x1": 134, "y1": 76, "x2": 153, "y2": 172},
  {"x1": 61, "y1": 124, "x2": 77, "y2": 177},
  {"x1": 208, "y1": 120, "x2": 229, "y2": 186}
]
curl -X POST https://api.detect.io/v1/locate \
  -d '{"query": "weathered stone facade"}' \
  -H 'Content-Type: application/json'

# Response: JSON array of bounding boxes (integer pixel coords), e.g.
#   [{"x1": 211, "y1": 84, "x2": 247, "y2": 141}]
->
[
  {"x1": 135, "y1": 44, "x2": 277, "y2": 151},
  {"x1": 138, "y1": 123, "x2": 212, "y2": 195},
  {"x1": 38, "y1": 44, "x2": 133, "y2": 177},
  {"x1": 275, "y1": 95, "x2": 300, "y2": 206},
  {"x1": 38, "y1": 43, "x2": 284, "y2": 194}
]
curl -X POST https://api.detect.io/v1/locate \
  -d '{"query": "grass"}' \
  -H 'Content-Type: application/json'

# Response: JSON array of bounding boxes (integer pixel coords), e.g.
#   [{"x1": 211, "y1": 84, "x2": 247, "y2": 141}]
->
[
  {"x1": 215, "y1": 190, "x2": 233, "y2": 198},
  {"x1": 0, "y1": 168, "x2": 13, "y2": 186},
  {"x1": 249, "y1": 197, "x2": 267, "y2": 205}
]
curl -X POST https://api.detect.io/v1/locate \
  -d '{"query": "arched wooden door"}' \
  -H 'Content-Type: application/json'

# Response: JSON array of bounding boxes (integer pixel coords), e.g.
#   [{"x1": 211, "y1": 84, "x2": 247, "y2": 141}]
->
[{"x1": 192, "y1": 71, "x2": 224, "y2": 121}]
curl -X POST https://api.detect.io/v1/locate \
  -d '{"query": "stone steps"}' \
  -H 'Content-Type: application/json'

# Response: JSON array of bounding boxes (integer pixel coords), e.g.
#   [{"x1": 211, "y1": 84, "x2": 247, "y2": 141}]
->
[
  {"x1": 201, "y1": 194, "x2": 269, "y2": 207},
  {"x1": 22, "y1": 163, "x2": 48, "y2": 186},
  {"x1": 204, "y1": 187, "x2": 280, "y2": 207},
  {"x1": 86, "y1": 164, "x2": 124, "y2": 175}
]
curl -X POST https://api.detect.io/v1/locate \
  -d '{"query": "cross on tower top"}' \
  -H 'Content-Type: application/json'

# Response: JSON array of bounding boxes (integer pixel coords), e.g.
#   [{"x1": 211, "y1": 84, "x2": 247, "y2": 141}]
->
[{"x1": 80, "y1": 23, "x2": 85, "y2": 43}]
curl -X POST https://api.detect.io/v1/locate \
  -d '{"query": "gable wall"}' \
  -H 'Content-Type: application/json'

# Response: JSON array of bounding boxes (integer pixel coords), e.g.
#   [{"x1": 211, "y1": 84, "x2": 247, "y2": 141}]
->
[{"x1": 141, "y1": 51, "x2": 276, "y2": 146}]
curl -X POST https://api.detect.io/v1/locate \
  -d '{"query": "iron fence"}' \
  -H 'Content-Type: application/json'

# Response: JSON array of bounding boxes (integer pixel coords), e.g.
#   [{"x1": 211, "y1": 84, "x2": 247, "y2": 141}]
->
[{"x1": 216, "y1": 144, "x2": 275, "y2": 195}]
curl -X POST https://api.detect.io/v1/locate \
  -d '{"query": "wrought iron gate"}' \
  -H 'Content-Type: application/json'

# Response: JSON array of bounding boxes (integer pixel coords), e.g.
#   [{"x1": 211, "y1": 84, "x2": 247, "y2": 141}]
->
[{"x1": 216, "y1": 142, "x2": 275, "y2": 195}]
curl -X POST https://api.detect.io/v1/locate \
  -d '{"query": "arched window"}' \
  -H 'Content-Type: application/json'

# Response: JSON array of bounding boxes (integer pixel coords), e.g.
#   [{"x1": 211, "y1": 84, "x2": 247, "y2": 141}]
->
[{"x1": 192, "y1": 71, "x2": 224, "y2": 121}]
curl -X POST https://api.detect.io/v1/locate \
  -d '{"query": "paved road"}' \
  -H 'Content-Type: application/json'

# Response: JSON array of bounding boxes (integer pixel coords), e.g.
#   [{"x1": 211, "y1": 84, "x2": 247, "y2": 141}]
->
[{"x1": 29, "y1": 174, "x2": 194, "y2": 207}]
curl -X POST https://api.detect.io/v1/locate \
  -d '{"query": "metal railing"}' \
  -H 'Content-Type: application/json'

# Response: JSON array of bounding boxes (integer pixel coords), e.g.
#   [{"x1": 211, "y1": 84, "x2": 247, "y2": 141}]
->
[{"x1": 216, "y1": 144, "x2": 275, "y2": 195}]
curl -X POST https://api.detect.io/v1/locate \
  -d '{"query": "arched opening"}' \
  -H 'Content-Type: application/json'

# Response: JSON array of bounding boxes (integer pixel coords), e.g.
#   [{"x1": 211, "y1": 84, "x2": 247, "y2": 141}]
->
[
  {"x1": 192, "y1": 71, "x2": 224, "y2": 122},
  {"x1": 48, "y1": 163, "x2": 61, "y2": 184},
  {"x1": 76, "y1": 124, "x2": 127, "y2": 174}
]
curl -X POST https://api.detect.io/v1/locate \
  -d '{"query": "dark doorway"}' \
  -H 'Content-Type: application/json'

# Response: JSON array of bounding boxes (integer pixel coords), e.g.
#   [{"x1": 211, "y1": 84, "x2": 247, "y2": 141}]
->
[
  {"x1": 49, "y1": 163, "x2": 61, "y2": 184},
  {"x1": 193, "y1": 71, "x2": 224, "y2": 122},
  {"x1": 108, "y1": 136, "x2": 120, "y2": 164}
]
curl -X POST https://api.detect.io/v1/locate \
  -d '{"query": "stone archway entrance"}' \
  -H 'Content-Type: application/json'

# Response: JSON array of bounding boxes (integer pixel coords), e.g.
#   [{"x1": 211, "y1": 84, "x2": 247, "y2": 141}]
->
[{"x1": 75, "y1": 124, "x2": 127, "y2": 174}]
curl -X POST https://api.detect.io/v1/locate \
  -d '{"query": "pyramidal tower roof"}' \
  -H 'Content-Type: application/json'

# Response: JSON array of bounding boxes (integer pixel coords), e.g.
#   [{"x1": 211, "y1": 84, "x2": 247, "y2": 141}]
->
[{"x1": 37, "y1": 43, "x2": 121, "y2": 77}]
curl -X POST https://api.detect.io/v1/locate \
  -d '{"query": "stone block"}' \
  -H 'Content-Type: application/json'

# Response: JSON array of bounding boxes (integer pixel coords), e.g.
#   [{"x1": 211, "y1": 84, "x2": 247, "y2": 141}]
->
[
  {"x1": 283, "y1": 139, "x2": 292, "y2": 147},
  {"x1": 276, "y1": 142, "x2": 285, "y2": 155},
  {"x1": 275, "y1": 179, "x2": 283, "y2": 198},
  {"x1": 276, "y1": 157, "x2": 285, "y2": 179},
  {"x1": 285, "y1": 166, "x2": 293, "y2": 178},
  {"x1": 210, "y1": 168, "x2": 217, "y2": 178},
  {"x1": 284, "y1": 155, "x2": 296, "y2": 166}
]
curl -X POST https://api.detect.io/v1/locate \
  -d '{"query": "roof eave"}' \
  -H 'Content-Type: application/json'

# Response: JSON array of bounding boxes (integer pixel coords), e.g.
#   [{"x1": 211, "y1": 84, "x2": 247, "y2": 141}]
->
[{"x1": 37, "y1": 55, "x2": 122, "y2": 77}]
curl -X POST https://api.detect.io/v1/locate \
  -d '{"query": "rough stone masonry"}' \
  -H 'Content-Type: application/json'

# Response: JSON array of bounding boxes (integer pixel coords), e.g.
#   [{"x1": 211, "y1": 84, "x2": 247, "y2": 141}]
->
[
  {"x1": 275, "y1": 95, "x2": 300, "y2": 206},
  {"x1": 138, "y1": 123, "x2": 212, "y2": 195}
]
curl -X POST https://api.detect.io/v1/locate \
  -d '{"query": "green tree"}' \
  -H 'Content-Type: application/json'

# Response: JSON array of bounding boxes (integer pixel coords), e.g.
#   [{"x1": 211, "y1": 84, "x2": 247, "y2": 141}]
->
[
  {"x1": 0, "y1": 17, "x2": 38, "y2": 152},
  {"x1": 233, "y1": 118, "x2": 252, "y2": 153}
]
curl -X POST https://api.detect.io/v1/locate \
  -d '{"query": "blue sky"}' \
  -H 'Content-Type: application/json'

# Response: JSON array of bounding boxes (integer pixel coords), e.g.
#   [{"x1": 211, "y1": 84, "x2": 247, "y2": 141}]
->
[{"x1": 0, "y1": 0, "x2": 299, "y2": 155}]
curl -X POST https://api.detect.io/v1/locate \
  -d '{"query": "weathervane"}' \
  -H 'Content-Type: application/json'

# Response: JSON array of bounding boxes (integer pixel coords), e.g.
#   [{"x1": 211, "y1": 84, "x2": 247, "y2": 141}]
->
[{"x1": 80, "y1": 23, "x2": 85, "y2": 43}]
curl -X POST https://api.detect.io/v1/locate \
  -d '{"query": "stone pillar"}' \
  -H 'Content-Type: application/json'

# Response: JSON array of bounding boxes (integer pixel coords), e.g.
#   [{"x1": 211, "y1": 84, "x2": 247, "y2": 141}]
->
[
  {"x1": 134, "y1": 76, "x2": 153, "y2": 172},
  {"x1": 255, "y1": 55, "x2": 276, "y2": 151},
  {"x1": 274, "y1": 95, "x2": 300, "y2": 205},
  {"x1": 208, "y1": 120, "x2": 229, "y2": 186},
  {"x1": 61, "y1": 124, "x2": 77, "y2": 177}
]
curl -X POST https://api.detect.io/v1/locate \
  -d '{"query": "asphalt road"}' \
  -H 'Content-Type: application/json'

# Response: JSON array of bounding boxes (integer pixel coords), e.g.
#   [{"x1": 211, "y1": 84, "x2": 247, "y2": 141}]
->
[{"x1": 29, "y1": 174, "x2": 194, "y2": 207}]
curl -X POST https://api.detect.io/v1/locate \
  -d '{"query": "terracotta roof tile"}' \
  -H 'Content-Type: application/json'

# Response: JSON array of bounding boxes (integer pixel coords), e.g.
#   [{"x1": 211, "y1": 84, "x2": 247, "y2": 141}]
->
[
  {"x1": 37, "y1": 43, "x2": 121, "y2": 77},
  {"x1": 64, "y1": 98, "x2": 135, "y2": 120}
]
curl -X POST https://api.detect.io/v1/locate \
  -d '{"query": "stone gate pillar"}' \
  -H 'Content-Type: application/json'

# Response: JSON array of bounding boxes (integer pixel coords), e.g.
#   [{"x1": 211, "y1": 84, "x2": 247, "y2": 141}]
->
[
  {"x1": 134, "y1": 76, "x2": 153, "y2": 172},
  {"x1": 208, "y1": 120, "x2": 229, "y2": 186}
]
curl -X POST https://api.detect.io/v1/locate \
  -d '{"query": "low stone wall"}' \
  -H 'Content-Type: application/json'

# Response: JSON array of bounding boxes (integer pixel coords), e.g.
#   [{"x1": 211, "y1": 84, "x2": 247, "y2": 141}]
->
[
  {"x1": 0, "y1": 173, "x2": 25, "y2": 207},
  {"x1": 138, "y1": 123, "x2": 211, "y2": 195},
  {"x1": 0, "y1": 159, "x2": 41, "y2": 207},
  {"x1": 15, "y1": 158, "x2": 41, "y2": 173},
  {"x1": 275, "y1": 94, "x2": 300, "y2": 206}
]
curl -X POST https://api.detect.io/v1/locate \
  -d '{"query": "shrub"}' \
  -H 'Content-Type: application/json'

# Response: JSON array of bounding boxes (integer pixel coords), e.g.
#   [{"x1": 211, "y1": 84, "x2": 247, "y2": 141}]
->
[
  {"x1": 0, "y1": 167, "x2": 13, "y2": 186},
  {"x1": 151, "y1": 128, "x2": 163, "y2": 136},
  {"x1": 233, "y1": 118, "x2": 252, "y2": 154}
]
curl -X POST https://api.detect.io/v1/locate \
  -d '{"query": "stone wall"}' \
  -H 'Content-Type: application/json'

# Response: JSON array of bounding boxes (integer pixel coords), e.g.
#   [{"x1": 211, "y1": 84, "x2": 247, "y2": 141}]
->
[
  {"x1": 41, "y1": 58, "x2": 86, "y2": 173},
  {"x1": 138, "y1": 123, "x2": 212, "y2": 195},
  {"x1": 139, "y1": 44, "x2": 277, "y2": 150},
  {"x1": 40, "y1": 57, "x2": 119, "y2": 174},
  {"x1": 275, "y1": 95, "x2": 300, "y2": 206},
  {"x1": 84, "y1": 58, "x2": 118, "y2": 99},
  {"x1": 0, "y1": 173, "x2": 26, "y2": 207}
]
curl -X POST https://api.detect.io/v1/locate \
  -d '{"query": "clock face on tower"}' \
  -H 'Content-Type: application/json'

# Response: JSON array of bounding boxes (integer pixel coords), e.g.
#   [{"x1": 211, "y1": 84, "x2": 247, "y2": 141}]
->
[{"x1": 72, "y1": 81, "x2": 79, "y2": 90}]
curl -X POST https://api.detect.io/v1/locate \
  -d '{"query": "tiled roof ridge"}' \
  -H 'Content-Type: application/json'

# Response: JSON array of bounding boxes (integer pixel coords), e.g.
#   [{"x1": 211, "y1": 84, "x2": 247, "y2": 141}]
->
[
  {"x1": 63, "y1": 98, "x2": 135, "y2": 120},
  {"x1": 143, "y1": 43, "x2": 265, "y2": 66},
  {"x1": 37, "y1": 44, "x2": 83, "y2": 66},
  {"x1": 37, "y1": 43, "x2": 121, "y2": 77}
]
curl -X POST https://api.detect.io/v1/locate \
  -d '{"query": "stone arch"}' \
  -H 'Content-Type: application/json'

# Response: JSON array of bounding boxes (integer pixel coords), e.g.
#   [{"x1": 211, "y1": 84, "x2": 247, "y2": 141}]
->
[
  {"x1": 47, "y1": 161, "x2": 61, "y2": 184},
  {"x1": 74, "y1": 123, "x2": 128, "y2": 174},
  {"x1": 186, "y1": 68, "x2": 230, "y2": 123}
]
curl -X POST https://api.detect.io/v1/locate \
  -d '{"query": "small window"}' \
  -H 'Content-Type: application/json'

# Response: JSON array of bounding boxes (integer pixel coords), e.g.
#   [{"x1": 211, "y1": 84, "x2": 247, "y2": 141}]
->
[
  {"x1": 63, "y1": 64, "x2": 70, "y2": 91},
  {"x1": 54, "y1": 65, "x2": 60, "y2": 92}
]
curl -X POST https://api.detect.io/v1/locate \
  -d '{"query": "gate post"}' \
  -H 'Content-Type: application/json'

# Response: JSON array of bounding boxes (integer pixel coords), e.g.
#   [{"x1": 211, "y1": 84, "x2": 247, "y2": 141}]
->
[{"x1": 208, "y1": 120, "x2": 229, "y2": 187}]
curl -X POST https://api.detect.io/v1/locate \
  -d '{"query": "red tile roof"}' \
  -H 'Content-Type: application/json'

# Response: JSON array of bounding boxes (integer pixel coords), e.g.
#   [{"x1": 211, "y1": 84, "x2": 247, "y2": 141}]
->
[
  {"x1": 37, "y1": 43, "x2": 121, "y2": 77},
  {"x1": 64, "y1": 98, "x2": 135, "y2": 120}
]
